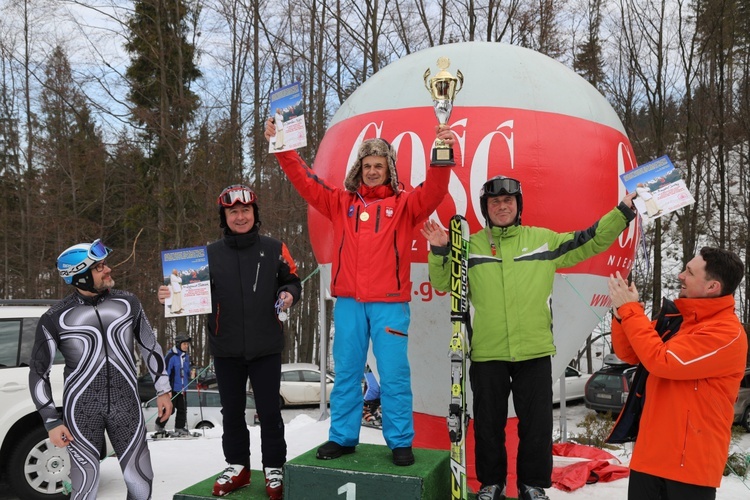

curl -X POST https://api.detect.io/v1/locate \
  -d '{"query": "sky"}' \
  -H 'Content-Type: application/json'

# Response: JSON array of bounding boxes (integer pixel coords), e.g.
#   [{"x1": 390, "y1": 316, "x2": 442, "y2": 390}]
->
[{"x1": 91, "y1": 404, "x2": 750, "y2": 499}]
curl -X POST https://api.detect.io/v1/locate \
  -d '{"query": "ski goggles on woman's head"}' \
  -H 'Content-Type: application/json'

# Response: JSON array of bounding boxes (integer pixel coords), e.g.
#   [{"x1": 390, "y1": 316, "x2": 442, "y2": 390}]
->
[
  {"x1": 481, "y1": 177, "x2": 522, "y2": 197},
  {"x1": 218, "y1": 185, "x2": 256, "y2": 207}
]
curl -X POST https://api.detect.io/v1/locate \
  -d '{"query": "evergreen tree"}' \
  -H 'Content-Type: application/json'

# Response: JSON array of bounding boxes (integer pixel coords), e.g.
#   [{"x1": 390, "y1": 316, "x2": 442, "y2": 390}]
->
[{"x1": 125, "y1": 0, "x2": 202, "y2": 248}]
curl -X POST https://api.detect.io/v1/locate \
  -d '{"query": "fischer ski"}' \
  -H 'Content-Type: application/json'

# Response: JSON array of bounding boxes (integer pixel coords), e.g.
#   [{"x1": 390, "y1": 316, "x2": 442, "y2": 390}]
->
[{"x1": 448, "y1": 215, "x2": 470, "y2": 500}]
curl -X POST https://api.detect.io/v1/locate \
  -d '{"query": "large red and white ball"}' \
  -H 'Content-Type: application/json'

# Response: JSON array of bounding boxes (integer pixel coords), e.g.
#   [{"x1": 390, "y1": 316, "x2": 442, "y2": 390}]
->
[{"x1": 309, "y1": 42, "x2": 638, "y2": 417}]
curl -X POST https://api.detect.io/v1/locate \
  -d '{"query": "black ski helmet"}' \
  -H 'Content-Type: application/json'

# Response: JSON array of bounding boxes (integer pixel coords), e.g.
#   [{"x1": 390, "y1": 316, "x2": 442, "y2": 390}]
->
[
  {"x1": 479, "y1": 175, "x2": 523, "y2": 226},
  {"x1": 217, "y1": 184, "x2": 260, "y2": 230},
  {"x1": 175, "y1": 333, "x2": 192, "y2": 347}
]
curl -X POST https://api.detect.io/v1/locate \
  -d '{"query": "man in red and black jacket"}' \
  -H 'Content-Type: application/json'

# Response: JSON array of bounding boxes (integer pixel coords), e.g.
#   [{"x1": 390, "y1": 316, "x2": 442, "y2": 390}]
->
[{"x1": 160, "y1": 185, "x2": 300, "y2": 499}]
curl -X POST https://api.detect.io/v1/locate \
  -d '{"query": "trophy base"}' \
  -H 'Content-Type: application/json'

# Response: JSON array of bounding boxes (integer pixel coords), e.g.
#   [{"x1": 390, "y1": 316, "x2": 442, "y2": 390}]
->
[{"x1": 431, "y1": 147, "x2": 455, "y2": 166}]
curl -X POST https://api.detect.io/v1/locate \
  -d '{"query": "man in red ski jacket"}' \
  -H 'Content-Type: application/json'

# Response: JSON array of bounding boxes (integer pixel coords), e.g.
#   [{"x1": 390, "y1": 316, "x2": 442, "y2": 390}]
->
[
  {"x1": 265, "y1": 121, "x2": 454, "y2": 467},
  {"x1": 609, "y1": 247, "x2": 747, "y2": 500}
]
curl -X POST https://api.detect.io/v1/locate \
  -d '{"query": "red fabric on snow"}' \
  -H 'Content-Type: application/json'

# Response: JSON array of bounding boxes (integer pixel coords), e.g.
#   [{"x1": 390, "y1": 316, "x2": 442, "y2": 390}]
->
[
  {"x1": 413, "y1": 412, "x2": 520, "y2": 498},
  {"x1": 551, "y1": 442, "x2": 630, "y2": 492}
]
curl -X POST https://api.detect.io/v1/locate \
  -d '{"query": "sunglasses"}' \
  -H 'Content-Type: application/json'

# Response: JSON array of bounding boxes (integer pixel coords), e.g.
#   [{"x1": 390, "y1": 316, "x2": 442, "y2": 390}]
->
[
  {"x1": 482, "y1": 177, "x2": 521, "y2": 197},
  {"x1": 92, "y1": 260, "x2": 109, "y2": 273},
  {"x1": 218, "y1": 186, "x2": 256, "y2": 207}
]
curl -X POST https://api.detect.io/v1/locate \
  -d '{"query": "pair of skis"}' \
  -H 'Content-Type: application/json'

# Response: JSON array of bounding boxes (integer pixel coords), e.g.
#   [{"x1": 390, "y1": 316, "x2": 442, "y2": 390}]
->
[{"x1": 448, "y1": 215, "x2": 470, "y2": 500}]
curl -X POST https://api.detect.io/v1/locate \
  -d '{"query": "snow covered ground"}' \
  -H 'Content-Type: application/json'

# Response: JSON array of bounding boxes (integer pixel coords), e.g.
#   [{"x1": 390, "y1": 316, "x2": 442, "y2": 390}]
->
[{"x1": 89, "y1": 402, "x2": 750, "y2": 499}]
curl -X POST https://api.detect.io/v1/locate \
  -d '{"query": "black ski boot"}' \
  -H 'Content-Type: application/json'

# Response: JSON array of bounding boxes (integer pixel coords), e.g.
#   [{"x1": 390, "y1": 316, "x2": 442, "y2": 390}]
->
[
  {"x1": 362, "y1": 399, "x2": 382, "y2": 428},
  {"x1": 518, "y1": 484, "x2": 550, "y2": 500}
]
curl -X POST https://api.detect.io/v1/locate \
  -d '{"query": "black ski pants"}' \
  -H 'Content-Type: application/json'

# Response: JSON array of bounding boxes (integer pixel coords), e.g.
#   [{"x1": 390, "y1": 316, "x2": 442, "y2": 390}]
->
[
  {"x1": 629, "y1": 469, "x2": 716, "y2": 500},
  {"x1": 174, "y1": 391, "x2": 187, "y2": 430},
  {"x1": 214, "y1": 353, "x2": 286, "y2": 469},
  {"x1": 470, "y1": 356, "x2": 553, "y2": 490}
]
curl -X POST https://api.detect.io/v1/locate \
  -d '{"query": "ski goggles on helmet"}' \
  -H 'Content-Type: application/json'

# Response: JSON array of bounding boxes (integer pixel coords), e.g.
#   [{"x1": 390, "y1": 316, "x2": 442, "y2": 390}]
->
[
  {"x1": 481, "y1": 177, "x2": 521, "y2": 197},
  {"x1": 218, "y1": 185, "x2": 256, "y2": 207},
  {"x1": 88, "y1": 239, "x2": 109, "y2": 259}
]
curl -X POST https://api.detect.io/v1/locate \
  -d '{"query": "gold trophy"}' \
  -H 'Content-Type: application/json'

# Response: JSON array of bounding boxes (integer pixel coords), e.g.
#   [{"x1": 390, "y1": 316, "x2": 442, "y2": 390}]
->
[{"x1": 423, "y1": 57, "x2": 463, "y2": 166}]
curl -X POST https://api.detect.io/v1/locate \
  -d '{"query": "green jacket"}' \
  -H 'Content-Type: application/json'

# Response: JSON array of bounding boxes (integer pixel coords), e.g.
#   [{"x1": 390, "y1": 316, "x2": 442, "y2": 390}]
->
[{"x1": 428, "y1": 204, "x2": 634, "y2": 362}]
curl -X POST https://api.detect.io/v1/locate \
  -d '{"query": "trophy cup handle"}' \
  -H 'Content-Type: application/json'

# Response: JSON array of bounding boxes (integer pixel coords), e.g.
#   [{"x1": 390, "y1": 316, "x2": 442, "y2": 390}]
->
[
  {"x1": 455, "y1": 70, "x2": 464, "y2": 94},
  {"x1": 423, "y1": 68, "x2": 432, "y2": 92}
]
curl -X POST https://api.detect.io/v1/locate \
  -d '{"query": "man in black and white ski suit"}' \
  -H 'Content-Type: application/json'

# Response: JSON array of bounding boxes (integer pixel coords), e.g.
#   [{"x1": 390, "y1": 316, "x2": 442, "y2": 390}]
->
[{"x1": 29, "y1": 239, "x2": 173, "y2": 499}]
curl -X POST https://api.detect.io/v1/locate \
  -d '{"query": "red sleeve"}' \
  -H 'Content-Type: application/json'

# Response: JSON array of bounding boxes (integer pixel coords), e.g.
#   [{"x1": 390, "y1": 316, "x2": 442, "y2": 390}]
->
[
  {"x1": 274, "y1": 150, "x2": 340, "y2": 220},
  {"x1": 277, "y1": 241, "x2": 302, "y2": 305},
  {"x1": 618, "y1": 302, "x2": 747, "y2": 380},
  {"x1": 611, "y1": 308, "x2": 641, "y2": 365},
  {"x1": 406, "y1": 163, "x2": 452, "y2": 224}
]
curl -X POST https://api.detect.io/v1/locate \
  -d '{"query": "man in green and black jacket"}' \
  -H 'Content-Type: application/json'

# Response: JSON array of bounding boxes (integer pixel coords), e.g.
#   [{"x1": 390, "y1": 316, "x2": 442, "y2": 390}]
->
[{"x1": 422, "y1": 176, "x2": 636, "y2": 500}]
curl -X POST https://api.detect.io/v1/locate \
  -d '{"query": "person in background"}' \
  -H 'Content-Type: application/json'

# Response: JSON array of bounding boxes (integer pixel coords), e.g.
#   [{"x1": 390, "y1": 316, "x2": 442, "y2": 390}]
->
[
  {"x1": 361, "y1": 365, "x2": 382, "y2": 429},
  {"x1": 30, "y1": 239, "x2": 173, "y2": 499},
  {"x1": 609, "y1": 247, "x2": 747, "y2": 500},
  {"x1": 423, "y1": 177, "x2": 636, "y2": 500},
  {"x1": 155, "y1": 333, "x2": 192, "y2": 437},
  {"x1": 264, "y1": 120, "x2": 455, "y2": 467},
  {"x1": 159, "y1": 185, "x2": 300, "y2": 499}
]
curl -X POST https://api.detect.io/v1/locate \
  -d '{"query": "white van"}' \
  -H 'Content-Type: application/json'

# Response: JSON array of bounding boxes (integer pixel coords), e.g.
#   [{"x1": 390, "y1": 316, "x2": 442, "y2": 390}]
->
[{"x1": 0, "y1": 300, "x2": 71, "y2": 500}]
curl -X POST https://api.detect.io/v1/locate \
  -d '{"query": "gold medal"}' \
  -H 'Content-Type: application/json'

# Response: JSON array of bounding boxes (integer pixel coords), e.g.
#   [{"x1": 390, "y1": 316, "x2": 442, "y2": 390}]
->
[{"x1": 360, "y1": 212, "x2": 370, "y2": 222}]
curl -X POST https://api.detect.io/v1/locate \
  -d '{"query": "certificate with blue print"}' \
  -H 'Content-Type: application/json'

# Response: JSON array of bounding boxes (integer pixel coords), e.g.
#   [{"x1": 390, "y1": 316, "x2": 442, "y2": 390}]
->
[{"x1": 161, "y1": 246, "x2": 212, "y2": 317}]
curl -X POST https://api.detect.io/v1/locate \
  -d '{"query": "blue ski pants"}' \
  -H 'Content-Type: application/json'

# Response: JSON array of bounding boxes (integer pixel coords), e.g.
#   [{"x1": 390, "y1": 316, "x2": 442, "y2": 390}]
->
[{"x1": 329, "y1": 298, "x2": 413, "y2": 449}]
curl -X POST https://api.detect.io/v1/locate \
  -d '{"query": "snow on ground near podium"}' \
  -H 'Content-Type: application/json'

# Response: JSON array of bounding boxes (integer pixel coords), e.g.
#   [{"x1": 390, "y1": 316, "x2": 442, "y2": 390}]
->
[{"x1": 95, "y1": 405, "x2": 750, "y2": 499}]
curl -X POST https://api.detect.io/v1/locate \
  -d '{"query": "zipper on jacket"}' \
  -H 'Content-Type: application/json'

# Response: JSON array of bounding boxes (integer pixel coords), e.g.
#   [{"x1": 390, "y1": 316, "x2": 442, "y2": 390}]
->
[
  {"x1": 355, "y1": 206, "x2": 361, "y2": 232},
  {"x1": 93, "y1": 305, "x2": 112, "y2": 413},
  {"x1": 214, "y1": 303, "x2": 221, "y2": 335},
  {"x1": 375, "y1": 206, "x2": 381, "y2": 232},
  {"x1": 393, "y1": 231, "x2": 401, "y2": 289},
  {"x1": 332, "y1": 237, "x2": 345, "y2": 288},
  {"x1": 253, "y1": 262, "x2": 260, "y2": 292},
  {"x1": 680, "y1": 409, "x2": 690, "y2": 467}
]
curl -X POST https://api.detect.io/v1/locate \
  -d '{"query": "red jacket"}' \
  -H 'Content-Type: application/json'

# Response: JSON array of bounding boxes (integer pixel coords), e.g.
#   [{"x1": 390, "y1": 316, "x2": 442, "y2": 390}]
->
[
  {"x1": 274, "y1": 150, "x2": 450, "y2": 302},
  {"x1": 612, "y1": 295, "x2": 748, "y2": 487}
]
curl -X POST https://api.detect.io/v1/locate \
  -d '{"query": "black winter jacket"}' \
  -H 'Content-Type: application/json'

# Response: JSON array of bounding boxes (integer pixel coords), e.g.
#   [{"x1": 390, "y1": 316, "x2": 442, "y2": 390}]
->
[{"x1": 206, "y1": 228, "x2": 301, "y2": 359}]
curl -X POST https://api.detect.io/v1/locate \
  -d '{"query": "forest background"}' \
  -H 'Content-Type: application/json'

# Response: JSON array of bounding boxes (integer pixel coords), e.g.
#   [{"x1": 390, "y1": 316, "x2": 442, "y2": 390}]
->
[{"x1": 1, "y1": 0, "x2": 748, "y2": 371}]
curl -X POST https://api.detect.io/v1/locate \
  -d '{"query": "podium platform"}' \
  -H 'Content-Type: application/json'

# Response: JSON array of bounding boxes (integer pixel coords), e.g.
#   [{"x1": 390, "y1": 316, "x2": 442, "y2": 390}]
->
[
  {"x1": 171, "y1": 446, "x2": 502, "y2": 499},
  {"x1": 284, "y1": 444, "x2": 448, "y2": 499}
]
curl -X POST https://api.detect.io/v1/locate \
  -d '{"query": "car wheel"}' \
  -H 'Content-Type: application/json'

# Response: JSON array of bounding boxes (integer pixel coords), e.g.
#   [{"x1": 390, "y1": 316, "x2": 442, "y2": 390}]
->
[
  {"x1": 196, "y1": 422, "x2": 214, "y2": 430},
  {"x1": 742, "y1": 406, "x2": 750, "y2": 432},
  {"x1": 7, "y1": 426, "x2": 69, "y2": 500},
  {"x1": 279, "y1": 395, "x2": 285, "y2": 408}
]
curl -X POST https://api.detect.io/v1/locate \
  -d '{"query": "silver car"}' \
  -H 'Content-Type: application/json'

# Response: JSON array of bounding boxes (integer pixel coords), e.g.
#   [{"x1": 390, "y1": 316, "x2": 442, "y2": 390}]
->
[
  {"x1": 279, "y1": 363, "x2": 334, "y2": 406},
  {"x1": 141, "y1": 389, "x2": 256, "y2": 431},
  {"x1": 552, "y1": 365, "x2": 590, "y2": 404}
]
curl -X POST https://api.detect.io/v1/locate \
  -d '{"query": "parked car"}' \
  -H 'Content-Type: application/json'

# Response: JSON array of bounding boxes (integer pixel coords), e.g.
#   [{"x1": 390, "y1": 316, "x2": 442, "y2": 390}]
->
[
  {"x1": 189, "y1": 366, "x2": 218, "y2": 389},
  {"x1": 0, "y1": 300, "x2": 77, "y2": 500},
  {"x1": 141, "y1": 389, "x2": 256, "y2": 431},
  {"x1": 139, "y1": 365, "x2": 217, "y2": 403},
  {"x1": 552, "y1": 365, "x2": 590, "y2": 404},
  {"x1": 734, "y1": 367, "x2": 750, "y2": 432},
  {"x1": 584, "y1": 355, "x2": 637, "y2": 415},
  {"x1": 279, "y1": 363, "x2": 334, "y2": 406}
]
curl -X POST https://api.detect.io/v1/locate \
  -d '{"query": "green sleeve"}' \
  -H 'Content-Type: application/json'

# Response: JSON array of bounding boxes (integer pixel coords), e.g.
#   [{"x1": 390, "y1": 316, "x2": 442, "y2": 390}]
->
[
  {"x1": 428, "y1": 246, "x2": 450, "y2": 292},
  {"x1": 554, "y1": 204, "x2": 632, "y2": 269}
]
